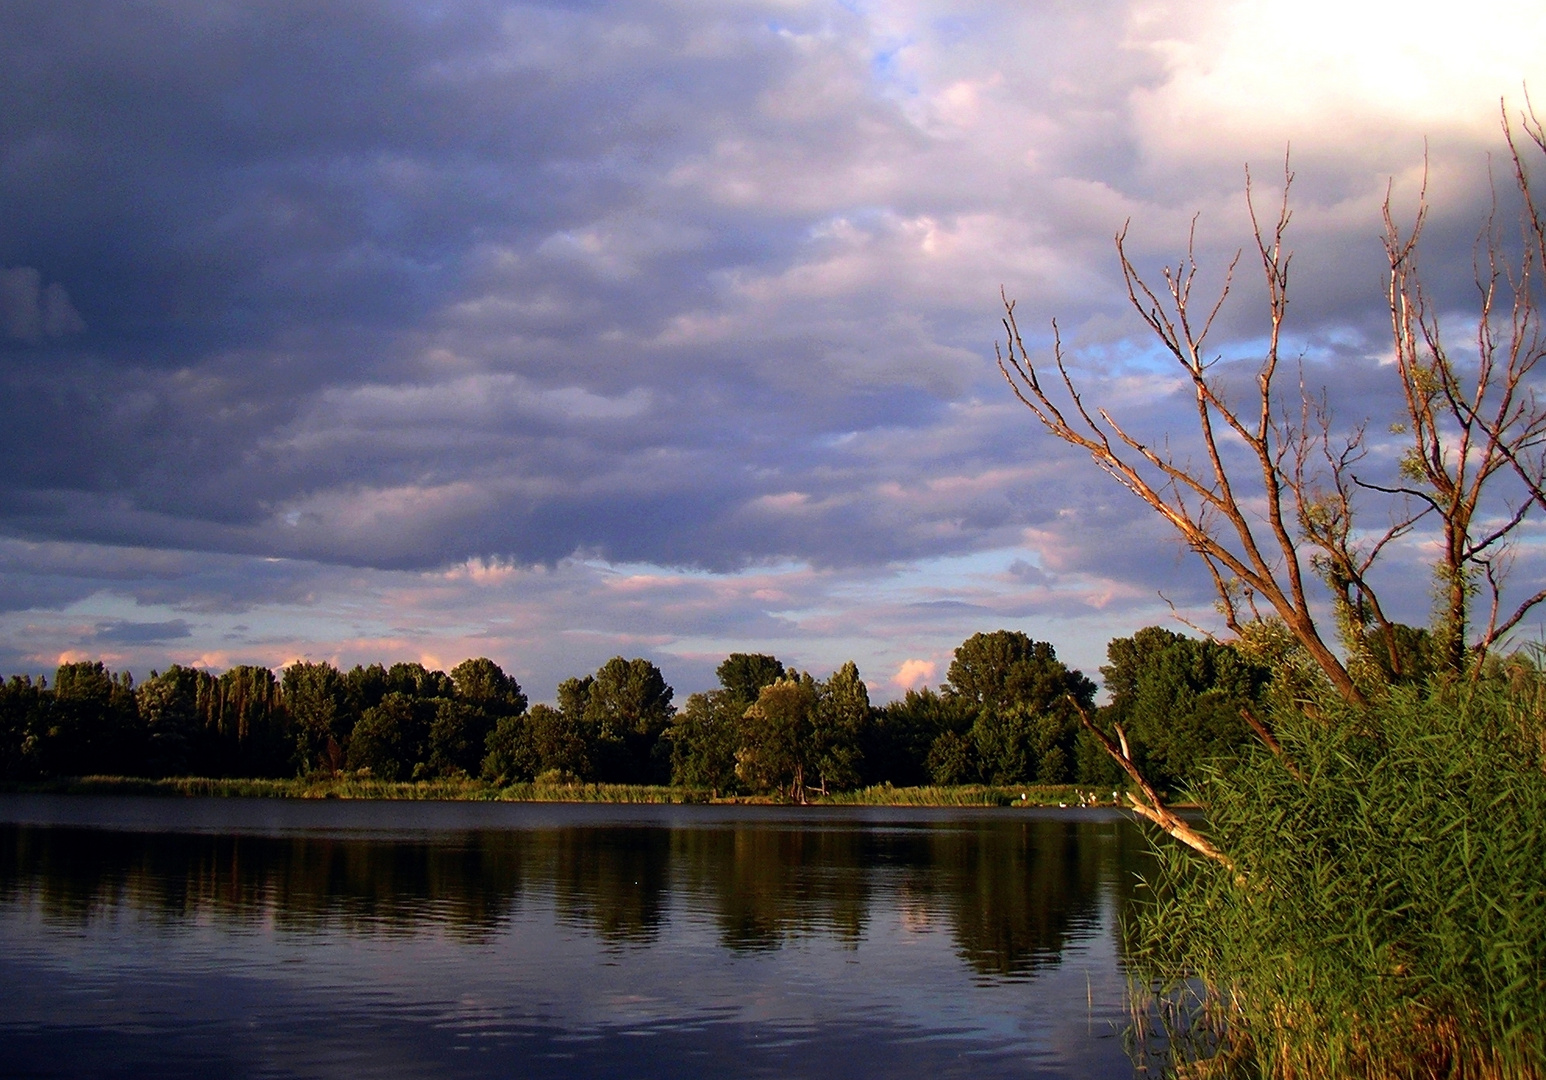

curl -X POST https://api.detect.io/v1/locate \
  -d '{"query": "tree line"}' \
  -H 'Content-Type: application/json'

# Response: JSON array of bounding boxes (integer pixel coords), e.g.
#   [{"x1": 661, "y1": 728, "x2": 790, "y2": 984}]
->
[{"x1": 0, "y1": 627, "x2": 1273, "y2": 796}]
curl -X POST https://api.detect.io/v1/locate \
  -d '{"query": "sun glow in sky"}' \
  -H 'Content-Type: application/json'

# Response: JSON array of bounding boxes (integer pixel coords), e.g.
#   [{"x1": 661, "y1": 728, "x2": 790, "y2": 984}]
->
[{"x1": 0, "y1": 0, "x2": 1542, "y2": 701}]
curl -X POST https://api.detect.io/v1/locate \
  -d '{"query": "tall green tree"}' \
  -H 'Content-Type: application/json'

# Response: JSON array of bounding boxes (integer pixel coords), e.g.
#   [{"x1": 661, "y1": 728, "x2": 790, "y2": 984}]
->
[
  {"x1": 46, "y1": 661, "x2": 142, "y2": 777},
  {"x1": 669, "y1": 690, "x2": 744, "y2": 794},
  {"x1": 527, "y1": 702, "x2": 593, "y2": 781},
  {"x1": 384, "y1": 662, "x2": 454, "y2": 700},
  {"x1": 282, "y1": 661, "x2": 348, "y2": 775},
  {"x1": 433, "y1": 657, "x2": 527, "y2": 777},
  {"x1": 1098, "y1": 627, "x2": 1267, "y2": 793},
  {"x1": 669, "y1": 653, "x2": 786, "y2": 793},
  {"x1": 946, "y1": 631, "x2": 1095, "y2": 716},
  {"x1": 867, "y1": 687, "x2": 974, "y2": 786},
  {"x1": 0, "y1": 675, "x2": 48, "y2": 780},
  {"x1": 450, "y1": 657, "x2": 527, "y2": 716},
  {"x1": 974, "y1": 702, "x2": 1075, "y2": 784},
  {"x1": 583, "y1": 657, "x2": 675, "y2": 782},
  {"x1": 737, "y1": 674, "x2": 818, "y2": 800},
  {"x1": 715, "y1": 653, "x2": 786, "y2": 705},
  {"x1": 425, "y1": 699, "x2": 488, "y2": 777},
  {"x1": 811, "y1": 661, "x2": 869, "y2": 794},
  {"x1": 926, "y1": 729, "x2": 977, "y2": 785},
  {"x1": 938, "y1": 632, "x2": 1094, "y2": 784},
  {"x1": 137, "y1": 665, "x2": 213, "y2": 777},
  {"x1": 342, "y1": 663, "x2": 389, "y2": 717},
  {"x1": 556, "y1": 675, "x2": 593, "y2": 722},
  {"x1": 203, "y1": 666, "x2": 289, "y2": 777},
  {"x1": 482, "y1": 703, "x2": 592, "y2": 783},
  {"x1": 347, "y1": 692, "x2": 433, "y2": 780}
]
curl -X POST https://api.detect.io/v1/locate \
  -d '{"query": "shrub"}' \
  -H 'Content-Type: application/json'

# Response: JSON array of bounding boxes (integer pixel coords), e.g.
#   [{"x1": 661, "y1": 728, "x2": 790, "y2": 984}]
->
[{"x1": 1130, "y1": 678, "x2": 1546, "y2": 1078}]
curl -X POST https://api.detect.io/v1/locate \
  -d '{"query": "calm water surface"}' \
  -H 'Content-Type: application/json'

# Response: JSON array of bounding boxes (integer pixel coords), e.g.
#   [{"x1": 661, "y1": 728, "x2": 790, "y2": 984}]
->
[{"x1": 0, "y1": 797, "x2": 1152, "y2": 1079}]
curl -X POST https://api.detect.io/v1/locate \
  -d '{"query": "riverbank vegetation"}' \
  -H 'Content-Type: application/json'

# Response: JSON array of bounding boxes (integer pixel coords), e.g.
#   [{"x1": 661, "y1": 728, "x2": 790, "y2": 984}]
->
[
  {"x1": 1138, "y1": 672, "x2": 1545, "y2": 1079},
  {"x1": 0, "y1": 774, "x2": 1099, "y2": 807},
  {"x1": 998, "y1": 110, "x2": 1546, "y2": 1077}
]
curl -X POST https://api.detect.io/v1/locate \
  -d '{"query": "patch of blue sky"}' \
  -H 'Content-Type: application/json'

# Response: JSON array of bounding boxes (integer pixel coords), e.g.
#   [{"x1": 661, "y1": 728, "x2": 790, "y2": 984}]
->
[
  {"x1": 871, "y1": 548, "x2": 1032, "y2": 595},
  {"x1": 804, "y1": 205, "x2": 897, "y2": 242},
  {"x1": 1046, "y1": 322, "x2": 1379, "y2": 379},
  {"x1": 1031, "y1": 332, "x2": 1183, "y2": 378},
  {"x1": 925, "y1": 13, "x2": 978, "y2": 45},
  {"x1": 1219, "y1": 327, "x2": 1377, "y2": 365},
  {"x1": 868, "y1": 43, "x2": 908, "y2": 85},
  {"x1": 845, "y1": 3, "x2": 918, "y2": 102}
]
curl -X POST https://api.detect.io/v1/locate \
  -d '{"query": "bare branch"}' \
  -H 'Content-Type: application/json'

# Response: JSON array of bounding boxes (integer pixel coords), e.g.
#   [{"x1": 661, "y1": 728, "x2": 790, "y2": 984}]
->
[
  {"x1": 1241, "y1": 705, "x2": 1303, "y2": 782},
  {"x1": 1072, "y1": 699, "x2": 1237, "y2": 873},
  {"x1": 1379, "y1": 113, "x2": 1546, "y2": 670},
  {"x1": 1159, "y1": 590, "x2": 1224, "y2": 642}
]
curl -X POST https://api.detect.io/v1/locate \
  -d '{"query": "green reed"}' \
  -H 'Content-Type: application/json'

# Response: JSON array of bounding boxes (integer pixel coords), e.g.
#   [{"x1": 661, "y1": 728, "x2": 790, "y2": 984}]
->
[{"x1": 1130, "y1": 676, "x2": 1546, "y2": 1078}]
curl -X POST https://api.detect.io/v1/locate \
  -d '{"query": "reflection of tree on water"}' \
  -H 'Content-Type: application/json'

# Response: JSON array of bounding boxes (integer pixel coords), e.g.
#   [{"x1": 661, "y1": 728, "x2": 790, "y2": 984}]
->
[
  {"x1": 546, "y1": 827, "x2": 671, "y2": 945},
  {"x1": 919, "y1": 820, "x2": 1113, "y2": 979},
  {"x1": 0, "y1": 827, "x2": 531, "y2": 940},
  {"x1": 668, "y1": 820, "x2": 1147, "y2": 977},
  {"x1": 672, "y1": 826, "x2": 871, "y2": 951},
  {"x1": 0, "y1": 814, "x2": 1152, "y2": 976}
]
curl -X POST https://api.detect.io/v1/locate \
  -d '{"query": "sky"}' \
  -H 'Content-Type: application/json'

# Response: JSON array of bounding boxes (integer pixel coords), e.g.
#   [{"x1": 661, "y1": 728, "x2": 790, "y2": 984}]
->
[{"x1": 1, "y1": 0, "x2": 1544, "y2": 703}]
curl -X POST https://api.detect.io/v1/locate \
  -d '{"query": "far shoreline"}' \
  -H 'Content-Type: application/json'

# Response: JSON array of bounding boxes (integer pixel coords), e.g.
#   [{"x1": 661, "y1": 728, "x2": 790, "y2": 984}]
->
[{"x1": 0, "y1": 775, "x2": 1137, "y2": 808}]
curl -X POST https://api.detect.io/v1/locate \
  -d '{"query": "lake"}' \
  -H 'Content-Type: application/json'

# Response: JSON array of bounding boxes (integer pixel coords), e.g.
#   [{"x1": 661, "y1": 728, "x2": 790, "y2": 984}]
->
[{"x1": 0, "y1": 797, "x2": 1154, "y2": 1079}]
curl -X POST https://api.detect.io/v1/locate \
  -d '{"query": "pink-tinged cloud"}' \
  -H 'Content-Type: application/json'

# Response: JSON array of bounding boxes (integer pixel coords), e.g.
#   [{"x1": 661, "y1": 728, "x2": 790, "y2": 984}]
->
[{"x1": 893, "y1": 659, "x2": 937, "y2": 691}]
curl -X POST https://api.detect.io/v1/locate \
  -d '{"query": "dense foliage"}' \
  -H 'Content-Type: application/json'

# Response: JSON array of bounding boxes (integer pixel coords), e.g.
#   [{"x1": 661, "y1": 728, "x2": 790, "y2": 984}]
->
[
  {"x1": 1134, "y1": 670, "x2": 1546, "y2": 1078},
  {"x1": 1098, "y1": 627, "x2": 1270, "y2": 794},
  {"x1": 0, "y1": 627, "x2": 1261, "y2": 793}
]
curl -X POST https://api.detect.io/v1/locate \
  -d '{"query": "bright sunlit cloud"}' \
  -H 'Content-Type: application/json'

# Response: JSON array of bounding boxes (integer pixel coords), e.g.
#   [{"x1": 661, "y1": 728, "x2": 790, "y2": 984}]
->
[{"x1": 1132, "y1": 0, "x2": 1546, "y2": 160}]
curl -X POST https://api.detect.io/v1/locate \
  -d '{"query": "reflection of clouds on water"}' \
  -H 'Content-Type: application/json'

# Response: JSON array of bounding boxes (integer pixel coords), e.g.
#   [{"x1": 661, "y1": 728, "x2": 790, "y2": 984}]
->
[{"x1": 896, "y1": 892, "x2": 937, "y2": 935}]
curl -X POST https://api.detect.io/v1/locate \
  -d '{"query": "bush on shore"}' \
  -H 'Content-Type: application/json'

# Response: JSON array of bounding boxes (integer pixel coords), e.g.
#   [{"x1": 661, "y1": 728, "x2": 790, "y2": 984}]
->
[{"x1": 1129, "y1": 672, "x2": 1546, "y2": 1079}]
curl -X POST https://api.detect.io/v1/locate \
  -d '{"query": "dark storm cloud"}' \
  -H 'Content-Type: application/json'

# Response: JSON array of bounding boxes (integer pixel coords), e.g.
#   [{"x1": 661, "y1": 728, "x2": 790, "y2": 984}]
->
[
  {"x1": 0, "y1": 0, "x2": 1013, "y2": 571},
  {"x1": 0, "y1": 536, "x2": 329, "y2": 615},
  {"x1": 90, "y1": 618, "x2": 192, "y2": 644}
]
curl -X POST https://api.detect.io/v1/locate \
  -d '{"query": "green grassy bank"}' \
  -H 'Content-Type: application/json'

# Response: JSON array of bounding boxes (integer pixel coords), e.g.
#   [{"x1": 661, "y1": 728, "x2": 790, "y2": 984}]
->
[{"x1": 0, "y1": 775, "x2": 1113, "y2": 807}]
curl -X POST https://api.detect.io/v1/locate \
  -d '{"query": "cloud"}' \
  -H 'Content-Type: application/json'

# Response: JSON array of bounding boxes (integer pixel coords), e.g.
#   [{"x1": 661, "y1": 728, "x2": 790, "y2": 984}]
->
[
  {"x1": 892, "y1": 658, "x2": 936, "y2": 691},
  {"x1": 90, "y1": 619, "x2": 193, "y2": 645},
  {"x1": 0, "y1": 1, "x2": 1541, "y2": 694},
  {"x1": 1129, "y1": 0, "x2": 1546, "y2": 164},
  {"x1": 0, "y1": 268, "x2": 85, "y2": 341}
]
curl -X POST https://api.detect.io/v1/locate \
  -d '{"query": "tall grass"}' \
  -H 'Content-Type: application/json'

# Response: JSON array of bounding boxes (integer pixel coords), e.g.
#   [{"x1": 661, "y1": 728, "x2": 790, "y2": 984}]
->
[
  {"x1": 0, "y1": 775, "x2": 1104, "y2": 806},
  {"x1": 23, "y1": 775, "x2": 508, "y2": 800},
  {"x1": 1130, "y1": 677, "x2": 1546, "y2": 1078},
  {"x1": 820, "y1": 783, "x2": 1097, "y2": 806}
]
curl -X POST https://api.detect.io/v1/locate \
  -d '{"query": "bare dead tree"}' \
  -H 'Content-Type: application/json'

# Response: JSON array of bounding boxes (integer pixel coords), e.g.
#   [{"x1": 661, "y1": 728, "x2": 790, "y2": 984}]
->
[
  {"x1": 997, "y1": 165, "x2": 1370, "y2": 706},
  {"x1": 1376, "y1": 106, "x2": 1546, "y2": 669},
  {"x1": 1001, "y1": 111, "x2": 1546, "y2": 885},
  {"x1": 1001, "y1": 105, "x2": 1546, "y2": 717}
]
